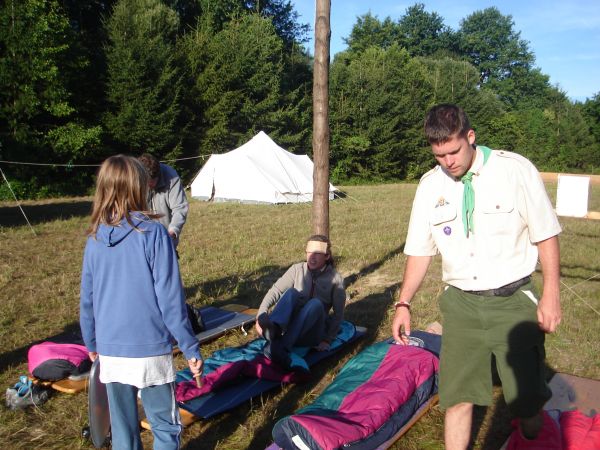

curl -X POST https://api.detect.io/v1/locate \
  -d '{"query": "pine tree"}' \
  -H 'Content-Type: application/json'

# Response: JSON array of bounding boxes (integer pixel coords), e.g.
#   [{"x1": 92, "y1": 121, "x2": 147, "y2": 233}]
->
[
  {"x1": 189, "y1": 14, "x2": 285, "y2": 153},
  {"x1": 103, "y1": 0, "x2": 183, "y2": 157}
]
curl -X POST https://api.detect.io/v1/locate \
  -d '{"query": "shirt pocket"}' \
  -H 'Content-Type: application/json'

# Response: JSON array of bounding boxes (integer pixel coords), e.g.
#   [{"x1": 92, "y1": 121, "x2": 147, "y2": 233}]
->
[
  {"x1": 430, "y1": 204, "x2": 458, "y2": 245},
  {"x1": 479, "y1": 193, "x2": 515, "y2": 256},
  {"x1": 480, "y1": 193, "x2": 514, "y2": 230},
  {"x1": 480, "y1": 193, "x2": 514, "y2": 215},
  {"x1": 430, "y1": 204, "x2": 457, "y2": 227}
]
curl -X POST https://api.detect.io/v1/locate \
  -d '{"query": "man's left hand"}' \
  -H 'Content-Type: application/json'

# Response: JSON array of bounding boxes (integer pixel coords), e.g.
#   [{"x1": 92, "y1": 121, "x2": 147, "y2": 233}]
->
[
  {"x1": 537, "y1": 294, "x2": 561, "y2": 333},
  {"x1": 536, "y1": 235, "x2": 561, "y2": 334}
]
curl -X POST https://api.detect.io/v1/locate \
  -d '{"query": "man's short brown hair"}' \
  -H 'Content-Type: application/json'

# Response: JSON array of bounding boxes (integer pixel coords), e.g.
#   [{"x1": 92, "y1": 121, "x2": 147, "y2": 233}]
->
[
  {"x1": 138, "y1": 153, "x2": 160, "y2": 180},
  {"x1": 424, "y1": 104, "x2": 471, "y2": 144}
]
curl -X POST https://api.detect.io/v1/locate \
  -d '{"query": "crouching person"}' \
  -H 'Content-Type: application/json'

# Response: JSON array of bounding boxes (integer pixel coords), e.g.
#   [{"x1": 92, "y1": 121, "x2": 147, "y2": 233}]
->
[{"x1": 255, "y1": 235, "x2": 347, "y2": 369}]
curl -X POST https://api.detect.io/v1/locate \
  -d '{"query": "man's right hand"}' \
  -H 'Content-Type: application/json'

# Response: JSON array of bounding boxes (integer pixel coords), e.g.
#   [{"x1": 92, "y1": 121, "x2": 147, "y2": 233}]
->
[
  {"x1": 392, "y1": 307, "x2": 411, "y2": 345},
  {"x1": 391, "y1": 255, "x2": 431, "y2": 345}
]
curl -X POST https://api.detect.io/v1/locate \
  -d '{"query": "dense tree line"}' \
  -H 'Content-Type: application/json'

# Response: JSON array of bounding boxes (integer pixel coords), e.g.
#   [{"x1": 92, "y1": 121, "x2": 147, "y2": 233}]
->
[
  {"x1": 0, "y1": 1, "x2": 598, "y2": 199},
  {"x1": 331, "y1": 5, "x2": 600, "y2": 181}
]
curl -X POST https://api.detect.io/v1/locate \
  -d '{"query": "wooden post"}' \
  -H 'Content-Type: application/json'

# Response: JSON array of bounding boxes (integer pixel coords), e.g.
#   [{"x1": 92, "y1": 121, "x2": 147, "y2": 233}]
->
[{"x1": 312, "y1": 0, "x2": 331, "y2": 237}]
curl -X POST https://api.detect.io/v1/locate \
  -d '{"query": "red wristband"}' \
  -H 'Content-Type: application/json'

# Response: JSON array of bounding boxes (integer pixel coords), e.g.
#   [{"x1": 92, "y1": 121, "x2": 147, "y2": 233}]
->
[{"x1": 394, "y1": 301, "x2": 411, "y2": 311}]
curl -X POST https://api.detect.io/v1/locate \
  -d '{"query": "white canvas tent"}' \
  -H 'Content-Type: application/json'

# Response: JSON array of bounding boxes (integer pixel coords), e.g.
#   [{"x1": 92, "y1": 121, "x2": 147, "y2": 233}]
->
[{"x1": 190, "y1": 131, "x2": 336, "y2": 204}]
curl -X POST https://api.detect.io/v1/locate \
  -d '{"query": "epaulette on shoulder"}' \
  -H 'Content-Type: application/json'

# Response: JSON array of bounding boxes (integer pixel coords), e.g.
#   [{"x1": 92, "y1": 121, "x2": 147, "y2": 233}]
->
[{"x1": 494, "y1": 149, "x2": 529, "y2": 164}]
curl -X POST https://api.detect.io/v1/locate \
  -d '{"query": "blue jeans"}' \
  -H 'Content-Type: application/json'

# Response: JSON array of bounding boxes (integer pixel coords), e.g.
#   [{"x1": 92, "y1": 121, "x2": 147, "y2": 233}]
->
[
  {"x1": 106, "y1": 382, "x2": 181, "y2": 450},
  {"x1": 269, "y1": 288, "x2": 327, "y2": 350}
]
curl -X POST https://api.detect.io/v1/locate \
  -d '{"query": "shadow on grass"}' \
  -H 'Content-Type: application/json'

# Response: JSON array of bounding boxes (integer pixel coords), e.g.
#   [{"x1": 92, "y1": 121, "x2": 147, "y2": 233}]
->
[
  {"x1": 558, "y1": 264, "x2": 600, "y2": 283},
  {"x1": 183, "y1": 265, "x2": 288, "y2": 310},
  {"x1": 0, "y1": 200, "x2": 92, "y2": 227},
  {"x1": 533, "y1": 266, "x2": 600, "y2": 284},
  {"x1": 183, "y1": 244, "x2": 406, "y2": 312},
  {"x1": 562, "y1": 231, "x2": 600, "y2": 240},
  {"x1": 0, "y1": 322, "x2": 83, "y2": 374},
  {"x1": 343, "y1": 244, "x2": 405, "y2": 287}
]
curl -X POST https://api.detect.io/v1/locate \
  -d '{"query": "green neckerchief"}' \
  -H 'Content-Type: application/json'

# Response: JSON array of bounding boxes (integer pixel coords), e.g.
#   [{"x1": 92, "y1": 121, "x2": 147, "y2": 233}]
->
[{"x1": 461, "y1": 146, "x2": 491, "y2": 237}]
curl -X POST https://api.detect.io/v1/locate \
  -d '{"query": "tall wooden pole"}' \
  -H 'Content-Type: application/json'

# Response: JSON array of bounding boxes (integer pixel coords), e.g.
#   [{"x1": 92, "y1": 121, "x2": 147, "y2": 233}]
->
[{"x1": 312, "y1": 0, "x2": 331, "y2": 237}]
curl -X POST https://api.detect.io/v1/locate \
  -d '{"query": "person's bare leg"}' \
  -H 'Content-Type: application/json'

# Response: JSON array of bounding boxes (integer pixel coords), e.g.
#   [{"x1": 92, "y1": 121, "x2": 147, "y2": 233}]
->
[
  {"x1": 445, "y1": 402, "x2": 473, "y2": 450},
  {"x1": 520, "y1": 411, "x2": 543, "y2": 439}
]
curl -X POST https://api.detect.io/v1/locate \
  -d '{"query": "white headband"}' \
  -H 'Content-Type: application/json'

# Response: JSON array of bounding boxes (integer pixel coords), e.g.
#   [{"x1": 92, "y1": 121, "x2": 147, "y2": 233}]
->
[{"x1": 306, "y1": 240, "x2": 328, "y2": 254}]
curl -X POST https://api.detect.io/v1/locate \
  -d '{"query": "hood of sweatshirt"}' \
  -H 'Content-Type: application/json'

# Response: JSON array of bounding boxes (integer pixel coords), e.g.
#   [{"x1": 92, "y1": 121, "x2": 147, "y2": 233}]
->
[{"x1": 96, "y1": 213, "x2": 146, "y2": 247}]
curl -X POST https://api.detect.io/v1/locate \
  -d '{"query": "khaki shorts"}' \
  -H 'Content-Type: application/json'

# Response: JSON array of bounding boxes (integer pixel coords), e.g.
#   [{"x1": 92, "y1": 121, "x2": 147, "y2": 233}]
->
[{"x1": 438, "y1": 283, "x2": 552, "y2": 418}]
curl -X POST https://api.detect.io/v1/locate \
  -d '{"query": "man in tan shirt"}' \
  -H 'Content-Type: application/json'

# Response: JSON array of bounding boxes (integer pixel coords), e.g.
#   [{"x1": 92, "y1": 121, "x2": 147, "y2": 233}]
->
[{"x1": 392, "y1": 104, "x2": 561, "y2": 449}]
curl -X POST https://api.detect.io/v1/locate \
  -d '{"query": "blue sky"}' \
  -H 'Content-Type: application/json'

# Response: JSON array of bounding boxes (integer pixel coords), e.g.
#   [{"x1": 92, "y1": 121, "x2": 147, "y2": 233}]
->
[{"x1": 291, "y1": 1, "x2": 600, "y2": 102}]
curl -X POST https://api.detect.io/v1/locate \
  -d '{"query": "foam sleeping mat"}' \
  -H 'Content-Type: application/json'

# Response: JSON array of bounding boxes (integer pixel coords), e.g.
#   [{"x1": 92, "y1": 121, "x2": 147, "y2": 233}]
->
[{"x1": 142, "y1": 321, "x2": 365, "y2": 429}]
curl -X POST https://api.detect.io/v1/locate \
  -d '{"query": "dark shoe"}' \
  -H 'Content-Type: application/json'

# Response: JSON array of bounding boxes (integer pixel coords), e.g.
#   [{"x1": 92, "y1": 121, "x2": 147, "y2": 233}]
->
[
  {"x1": 264, "y1": 339, "x2": 292, "y2": 369},
  {"x1": 257, "y1": 313, "x2": 280, "y2": 342}
]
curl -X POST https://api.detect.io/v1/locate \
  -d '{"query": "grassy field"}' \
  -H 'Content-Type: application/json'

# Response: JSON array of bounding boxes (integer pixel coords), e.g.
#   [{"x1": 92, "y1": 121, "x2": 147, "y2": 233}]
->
[{"x1": 1, "y1": 182, "x2": 599, "y2": 449}]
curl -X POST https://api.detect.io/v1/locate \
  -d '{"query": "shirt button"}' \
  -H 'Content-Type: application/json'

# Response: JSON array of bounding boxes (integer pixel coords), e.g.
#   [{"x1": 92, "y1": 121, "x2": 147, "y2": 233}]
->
[{"x1": 473, "y1": 276, "x2": 477, "y2": 280}]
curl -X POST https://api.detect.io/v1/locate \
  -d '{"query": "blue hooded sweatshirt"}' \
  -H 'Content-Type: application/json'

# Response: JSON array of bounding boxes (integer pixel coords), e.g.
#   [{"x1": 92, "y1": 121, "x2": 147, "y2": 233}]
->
[{"x1": 79, "y1": 212, "x2": 200, "y2": 361}]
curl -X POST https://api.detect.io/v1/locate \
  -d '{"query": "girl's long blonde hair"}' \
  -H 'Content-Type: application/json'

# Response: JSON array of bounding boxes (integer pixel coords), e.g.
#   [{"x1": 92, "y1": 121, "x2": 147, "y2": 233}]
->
[{"x1": 88, "y1": 155, "x2": 157, "y2": 236}]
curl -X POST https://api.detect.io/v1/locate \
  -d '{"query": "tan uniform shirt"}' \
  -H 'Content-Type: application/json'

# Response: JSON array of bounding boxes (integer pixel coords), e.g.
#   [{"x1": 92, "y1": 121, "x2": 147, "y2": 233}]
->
[{"x1": 405, "y1": 148, "x2": 561, "y2": 291}]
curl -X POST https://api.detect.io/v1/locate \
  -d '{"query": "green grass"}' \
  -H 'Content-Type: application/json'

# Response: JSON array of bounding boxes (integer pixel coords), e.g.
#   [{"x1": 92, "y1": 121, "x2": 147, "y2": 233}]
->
[{"x1": 0, "y1": 183, "x2": 599, "y2": 449}]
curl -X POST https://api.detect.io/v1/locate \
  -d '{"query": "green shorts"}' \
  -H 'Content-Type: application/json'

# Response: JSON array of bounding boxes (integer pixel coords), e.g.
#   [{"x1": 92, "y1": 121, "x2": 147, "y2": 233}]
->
[{"x1": 438, "y1": 282, "x2": 551, "y2": 418}]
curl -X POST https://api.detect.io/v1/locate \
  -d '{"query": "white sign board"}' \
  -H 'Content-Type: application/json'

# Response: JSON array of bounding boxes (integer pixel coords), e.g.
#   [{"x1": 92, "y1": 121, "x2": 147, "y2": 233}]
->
[{"x1": 556, "y1": 175, "x2": 590, "y2": 218}]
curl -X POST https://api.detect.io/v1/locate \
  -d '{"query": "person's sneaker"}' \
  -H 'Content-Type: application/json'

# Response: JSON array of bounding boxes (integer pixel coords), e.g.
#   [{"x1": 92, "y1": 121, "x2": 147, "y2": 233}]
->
[
  {"x1": 5, "y1": 384, "x2": 49, "y2": 410},
  {"x1": 257, "y1": 313, "x2": 281, "y2": 342},
  {"x1": 505, "y1": 411, "x2": 562, "y2": 450}
]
